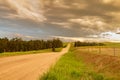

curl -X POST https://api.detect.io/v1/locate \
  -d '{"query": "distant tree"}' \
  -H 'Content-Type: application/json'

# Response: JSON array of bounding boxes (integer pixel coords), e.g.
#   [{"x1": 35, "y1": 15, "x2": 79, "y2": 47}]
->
[
  {"x1": 51, "y1": 38, "x2": 63, "y2": 52},
  {"x1": 74, "y1": 41, "x2": 105, "y2": 47},
  {"x1": 0, "y1": 37, "x2": 63, "y2": 53}
]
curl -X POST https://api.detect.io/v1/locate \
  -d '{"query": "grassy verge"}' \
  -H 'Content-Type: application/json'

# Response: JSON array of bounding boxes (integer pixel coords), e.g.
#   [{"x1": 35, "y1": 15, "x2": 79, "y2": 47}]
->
[
  {"x1": 104, "y1": 42, "x2": 120, "y2": 48},
  {"x1": 0, "y1": 48, "x2": 62, "y2": 58},
  {"x1": 63, "y1": 42, "x2": 69, "y2": 48},
  {"x1": 40, "y1": 46, "x2": 115, "y2": 80}
]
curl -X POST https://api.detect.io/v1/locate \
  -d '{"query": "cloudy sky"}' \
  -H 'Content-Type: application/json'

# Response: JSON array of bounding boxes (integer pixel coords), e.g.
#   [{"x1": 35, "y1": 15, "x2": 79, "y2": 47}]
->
[{"x1": 0, "y1": 0, "x2": 120, "y2": 41}]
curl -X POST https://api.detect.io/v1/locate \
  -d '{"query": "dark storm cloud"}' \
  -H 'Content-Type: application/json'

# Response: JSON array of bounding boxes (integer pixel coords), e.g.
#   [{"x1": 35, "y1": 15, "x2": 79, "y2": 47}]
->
[
  {"x1": 42, "y1": 0, "x2": 120, "y2": 36},
  {"x1": 44, "y1": 0, "x2": 118, "y2": 21},
  {"x1": 0, "y1": 0, "x2": 120, "y2": 39}
]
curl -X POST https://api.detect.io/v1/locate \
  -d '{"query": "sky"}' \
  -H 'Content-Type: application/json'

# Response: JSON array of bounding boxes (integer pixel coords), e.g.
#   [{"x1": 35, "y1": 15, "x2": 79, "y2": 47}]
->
[{"x1": 0, "y1": 0, "x2": 120, "y2": 41}]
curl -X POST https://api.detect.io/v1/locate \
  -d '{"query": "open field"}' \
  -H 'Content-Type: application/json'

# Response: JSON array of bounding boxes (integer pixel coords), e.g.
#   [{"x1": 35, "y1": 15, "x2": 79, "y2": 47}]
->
[
  {"x1": 104, "y1": 42, "x2": 120, "y2": 48},
  {"x1": 74, "y1": 47, "x2": 120, "y2": 80},
  {"x1": 77, "y1": 47, "x2": 120, "y2": 57},
  {"x1": 0, "y1": 44, "x2": 70, "y2": 80},
  {"x1": 0, "y1": 48, "x2": 62, "y2": 58},
  {"x1": 74, "y1": 42, "x2": 120, "y2": 57},
  {"x1": 40, "y1": 45, "x2": 119, "y2": 80}
]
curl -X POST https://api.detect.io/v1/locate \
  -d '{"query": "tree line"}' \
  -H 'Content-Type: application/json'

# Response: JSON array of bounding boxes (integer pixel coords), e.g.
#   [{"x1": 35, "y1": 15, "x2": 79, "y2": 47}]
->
[
  {"x1": 0, "y1": 38, "x2": 63, "y2": 53},
  {"x1": 74, "y1": 41, "x2": 104, "y2": 47}
]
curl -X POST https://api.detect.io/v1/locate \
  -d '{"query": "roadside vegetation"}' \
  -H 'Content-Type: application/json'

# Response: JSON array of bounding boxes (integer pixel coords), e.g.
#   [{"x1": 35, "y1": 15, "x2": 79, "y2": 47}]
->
[
  {"x1": 63, "y1": 42, "x2": 69, "y2": 48},
  {"x1": 0, "y1": 47, "x2": 62, "y2": 57},
  {"x1": 40, "y1": 44, "x2": 117, "y2": 80},
  {"x1": 0, "y1": 37, "x2": 63, "y2": 53}
]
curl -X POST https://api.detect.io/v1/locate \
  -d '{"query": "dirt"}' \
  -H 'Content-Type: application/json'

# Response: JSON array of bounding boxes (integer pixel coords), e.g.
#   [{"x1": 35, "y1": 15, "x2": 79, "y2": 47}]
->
[{"x1": 0, "y1": 44, "x2": 70, "y2": 80}]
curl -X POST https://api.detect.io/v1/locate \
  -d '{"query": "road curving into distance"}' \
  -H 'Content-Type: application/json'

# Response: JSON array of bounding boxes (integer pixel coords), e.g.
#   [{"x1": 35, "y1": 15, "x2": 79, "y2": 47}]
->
[{"x1": 0, "y1": 44, "x2": 71, "y2": 80}]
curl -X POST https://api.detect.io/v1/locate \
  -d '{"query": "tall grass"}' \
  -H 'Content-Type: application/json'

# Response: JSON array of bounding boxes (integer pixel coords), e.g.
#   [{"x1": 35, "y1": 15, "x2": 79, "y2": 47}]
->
[{"x1": 40, "y1": 47, "x2": 114, "y2": 80}]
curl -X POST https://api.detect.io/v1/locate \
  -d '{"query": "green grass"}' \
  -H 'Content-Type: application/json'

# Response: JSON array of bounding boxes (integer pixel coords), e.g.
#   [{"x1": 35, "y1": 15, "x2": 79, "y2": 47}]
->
[
  {"x1": 0, "y1": 48, "x2": 62, "y2": 57},
  {"x1": 40, "y1": 47, "x2": 115, "y2": 80},
  {"x1": 75, "y1": 42, "x2": 120, "y2": 48},
  {"x1": 63, "y1": 42, "x2": 69, "y2": 48},
  {"x1": 104, "y1": 42, "x2": 120, "y2": 47}
]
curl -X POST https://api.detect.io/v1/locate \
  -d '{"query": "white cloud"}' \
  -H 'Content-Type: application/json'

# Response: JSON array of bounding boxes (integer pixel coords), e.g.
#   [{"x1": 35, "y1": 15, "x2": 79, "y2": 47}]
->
[
  {"x1": 0, "y1": 31, "x2": 35, "y2": 39},
  {"x1": 102, "y1": 0, "x2": 114, "y2": 3},
  {"x1": 69, "y1": 16, "x2": 107, "y2": 27},
  {"x1": 53, "y1": 0, "x2": 70, "y2": 9},
  {"x1": 69, "y1": 16, "x2": 109, "y2": 33},
  {"x1": 87, "y1": 35, "x2": 99, "y2": 38},
  {"x1": 100, "y1": 31, "x2": 120, "y2": 40},
  {"x1": 102, "y1": 0, "x2": 120, "y2": 7},
  {"x1": 13, "y1": 33, "x2": 34, "y2": 39},
  {"x1": 51, "y1": 22, "x2": 71, "y2": 29},
  {"x1": 52, "y1": 36, "x2": 109, "y2": 42},
  {"x1": 53, "y1": 30, "x2": 120, "y2": 42},
  {"x1": 0, "y1": 30, "x2": 12, "y2": 38},
  {"x1": 4, "y1": 0, "x2": 46, "y2": 22}
]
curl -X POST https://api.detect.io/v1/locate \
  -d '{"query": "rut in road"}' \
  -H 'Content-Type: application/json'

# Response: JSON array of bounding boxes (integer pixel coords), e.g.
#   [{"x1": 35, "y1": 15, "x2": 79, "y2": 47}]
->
[{"x1": 0, "y1": 44, "x2": 71, "y2": 80}]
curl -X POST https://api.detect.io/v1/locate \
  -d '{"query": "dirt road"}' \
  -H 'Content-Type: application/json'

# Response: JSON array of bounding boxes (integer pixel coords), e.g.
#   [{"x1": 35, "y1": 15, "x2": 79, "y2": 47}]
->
[{"x1": 0, "y1": 44, "x2": 70, "y2": 80}]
